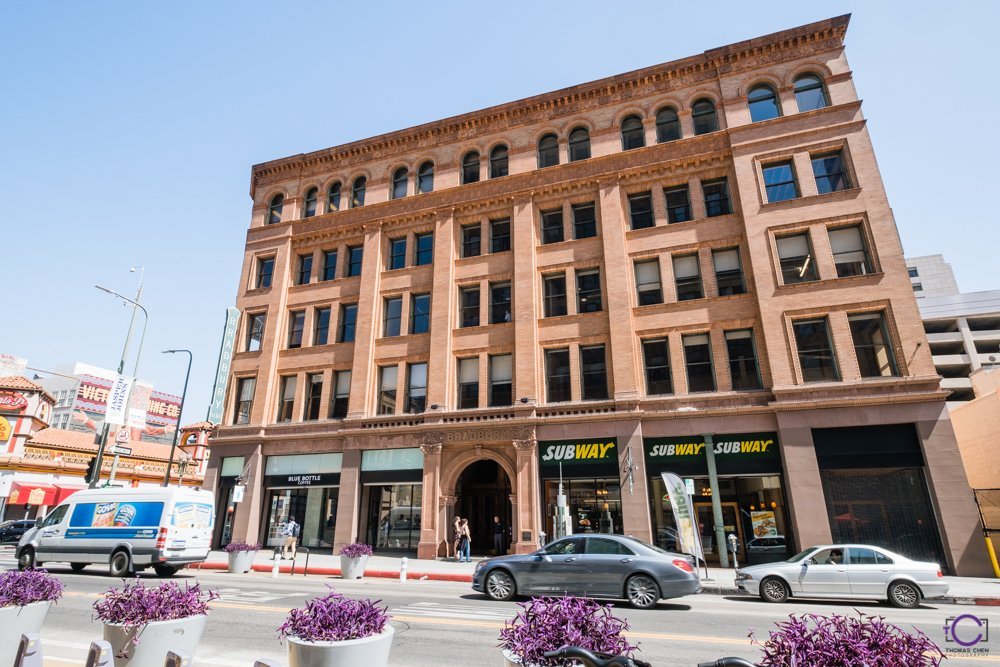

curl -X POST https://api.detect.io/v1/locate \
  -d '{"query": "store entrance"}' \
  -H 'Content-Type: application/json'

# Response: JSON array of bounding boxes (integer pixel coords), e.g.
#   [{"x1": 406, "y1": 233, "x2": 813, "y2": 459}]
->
[
  {"x1": 456, "y1": 460, "x2": 512, "y2": 556},
  {"x1": 695, "y1": 502, "x2": 744, "y2": 562}
]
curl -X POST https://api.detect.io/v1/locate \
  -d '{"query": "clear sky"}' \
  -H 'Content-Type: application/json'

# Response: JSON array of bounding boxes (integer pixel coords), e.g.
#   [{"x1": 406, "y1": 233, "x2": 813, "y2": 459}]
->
[{"x1": 3, "y1": 2, "x2": 997, "y2": 424}]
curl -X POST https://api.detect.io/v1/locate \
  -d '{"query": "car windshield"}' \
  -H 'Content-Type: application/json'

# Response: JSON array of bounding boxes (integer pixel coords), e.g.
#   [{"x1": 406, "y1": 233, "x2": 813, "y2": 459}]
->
[{"x1": 786, "y1": 548, "x2": 816, "y2": 563}]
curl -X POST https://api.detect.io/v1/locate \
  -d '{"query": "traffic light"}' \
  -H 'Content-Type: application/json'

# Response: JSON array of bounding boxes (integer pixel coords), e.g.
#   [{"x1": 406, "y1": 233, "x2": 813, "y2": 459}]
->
[{"x1": 84, "y1": 456, "x2": 98, "y2": 484}]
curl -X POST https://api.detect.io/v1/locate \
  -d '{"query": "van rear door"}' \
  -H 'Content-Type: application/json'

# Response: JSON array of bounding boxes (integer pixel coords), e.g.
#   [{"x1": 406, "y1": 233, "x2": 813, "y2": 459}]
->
[{"x1": 166, "y1": 500, "x2": 214, "y2": 560}]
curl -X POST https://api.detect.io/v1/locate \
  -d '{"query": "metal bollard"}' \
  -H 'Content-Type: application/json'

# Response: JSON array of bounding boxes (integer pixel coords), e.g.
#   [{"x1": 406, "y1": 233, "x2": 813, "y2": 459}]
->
[
  {"x1": 14, "y1": 633, "x2": 42, "y2": 666},
  {"x1": 163, "y1": 651, "x2": 191, "y2": 666},
  {"x1": 400, "y1": 556, "x2": 408, "y2": 582},
  {"x1": 84, "y1": 640, "x2": 113, "y2": 667},
  {"x1": 272, "y1": 547, "x2": 281, "y2": 578}
]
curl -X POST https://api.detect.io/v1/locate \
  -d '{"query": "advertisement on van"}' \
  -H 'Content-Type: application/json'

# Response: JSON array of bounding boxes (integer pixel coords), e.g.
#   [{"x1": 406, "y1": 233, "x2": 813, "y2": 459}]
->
[{"x1": 66, "y1": 502, "x2": 163, "y2": 539}]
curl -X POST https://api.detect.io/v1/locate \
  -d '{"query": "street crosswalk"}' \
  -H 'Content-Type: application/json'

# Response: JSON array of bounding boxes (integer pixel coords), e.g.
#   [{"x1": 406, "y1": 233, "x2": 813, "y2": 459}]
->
[
  {"x1": 391, "y1": 601, "x2": 512, "y2": 622},
  {"x1": 0, "y1": 545, "x2": 17, "y2": 569}
]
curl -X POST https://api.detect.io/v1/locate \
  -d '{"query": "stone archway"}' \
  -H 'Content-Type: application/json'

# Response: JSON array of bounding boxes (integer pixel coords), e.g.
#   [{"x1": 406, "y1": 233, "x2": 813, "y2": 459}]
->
[{"x1": 440, "y1": 447, "x2": 519, "y2": 557}]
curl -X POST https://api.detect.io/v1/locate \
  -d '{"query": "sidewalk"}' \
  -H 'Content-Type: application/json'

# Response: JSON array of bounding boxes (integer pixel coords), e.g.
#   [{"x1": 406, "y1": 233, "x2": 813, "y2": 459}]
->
[{"x1": 190, "y1": 550, "x2": 1000, "y2": 605}]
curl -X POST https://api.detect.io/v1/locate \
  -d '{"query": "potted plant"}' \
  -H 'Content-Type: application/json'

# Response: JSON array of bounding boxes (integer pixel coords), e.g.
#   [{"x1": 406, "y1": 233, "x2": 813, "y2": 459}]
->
[
  {"x1": 93, "y1": 580, "x2": 218, "y2": 666},
  {"x1": 0, "y1": 569, "x2": 63, "y2": 667},
  {"x1": 225, "y1": 541, "x2": 261, "y2": 573},
  {"x1": 338, "y1": 542, "x2": 373, "y2": 580},
  {"x1": 279, "y1": 588, "x2": 394, "y2": 666},
  {"x1": 750, "y1": 612, "x2": 945, "y2": 666},
  {"x1": 498, "y1": 596, "x2": 638, "y2": 667}
]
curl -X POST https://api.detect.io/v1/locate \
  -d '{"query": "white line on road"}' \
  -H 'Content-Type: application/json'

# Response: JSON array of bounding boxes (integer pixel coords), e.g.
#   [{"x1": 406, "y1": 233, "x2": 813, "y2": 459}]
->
[{"x1": 392, "y1": 601, "x2": 513, "y2": 621}]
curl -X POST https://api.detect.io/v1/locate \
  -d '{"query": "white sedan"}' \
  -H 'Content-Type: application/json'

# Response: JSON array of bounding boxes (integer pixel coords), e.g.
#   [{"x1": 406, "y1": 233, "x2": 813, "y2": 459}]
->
[{"x1": 735, "y1": 544, "x2": 948, "y2": 608}]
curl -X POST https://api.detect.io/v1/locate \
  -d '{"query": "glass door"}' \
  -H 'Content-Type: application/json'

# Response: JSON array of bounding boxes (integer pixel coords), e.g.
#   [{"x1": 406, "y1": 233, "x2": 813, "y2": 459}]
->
[
  {"x1": 264, "y1": 489, "x2": 308, "y2": 548},
  {"x1": 695, "y1": 502, "x2": 744, "y2": 562}
]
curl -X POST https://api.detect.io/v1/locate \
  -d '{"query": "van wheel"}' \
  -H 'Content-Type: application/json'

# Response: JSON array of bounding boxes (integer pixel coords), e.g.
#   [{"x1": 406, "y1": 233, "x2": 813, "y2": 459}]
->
[
  {"x1": 70, "y1": 563, "x2": 87, "y2": 573},
  {"x1": 17, "y1": 548, "x2": 35, "y2": 571},
  {"x1": 109, "y1": 550, "x2": 133, "y2": 578},
  {"x1": 153, "y1": 565, "x2": 179, "y2": 577}
]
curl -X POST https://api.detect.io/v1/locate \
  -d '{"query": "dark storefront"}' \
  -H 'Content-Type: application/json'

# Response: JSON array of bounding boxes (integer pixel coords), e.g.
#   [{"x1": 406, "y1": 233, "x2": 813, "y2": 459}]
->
[
  {"x1": 539, "y1": 438, "x2": 623, "y2": 540},
  {"x1": 359, "y1": 448, "x2": 424, "y2": 554}
]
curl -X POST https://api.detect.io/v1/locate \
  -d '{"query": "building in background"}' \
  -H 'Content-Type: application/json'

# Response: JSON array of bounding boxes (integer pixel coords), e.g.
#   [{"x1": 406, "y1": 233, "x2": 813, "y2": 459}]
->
[
  {"x1": 206, "y1": 15, "x2": 990, "y2": 575},
  {"x1": 905, "y1": 254, "x2": 959, "y2": 299}
]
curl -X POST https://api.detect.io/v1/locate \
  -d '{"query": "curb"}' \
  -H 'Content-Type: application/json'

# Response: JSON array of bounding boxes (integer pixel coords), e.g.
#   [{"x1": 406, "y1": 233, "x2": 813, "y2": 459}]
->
[{"x1": 188, "y1": 561, "x2": 473, "y2": 583}]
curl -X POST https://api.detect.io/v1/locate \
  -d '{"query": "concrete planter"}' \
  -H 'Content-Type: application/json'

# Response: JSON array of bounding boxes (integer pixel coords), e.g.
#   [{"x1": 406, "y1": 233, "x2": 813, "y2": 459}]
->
[
  {"x1": 228, "y1": 550, "x2": 257, "y2": 573},
  {"x1": 287, "y1": 625, "x2": 394, "y2": 667},
  {"x1": 0, "y1": 601, "x2": 51, "y2": 666},
  {"x1": 340, "y1": 554, "x2": 369, "y2": 579},
  {"x1": 502, "y1": 648, "x2": 526, "y2": 666},
  {"x1": 103, "y1": 614, "x2": 207, "y2": 667}
]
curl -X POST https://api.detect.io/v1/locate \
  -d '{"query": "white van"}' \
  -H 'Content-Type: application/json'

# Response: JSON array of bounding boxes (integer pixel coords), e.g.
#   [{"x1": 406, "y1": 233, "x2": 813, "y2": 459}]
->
[{"x1": 16, "y1": 487, "x2": 215, "y2": 577}]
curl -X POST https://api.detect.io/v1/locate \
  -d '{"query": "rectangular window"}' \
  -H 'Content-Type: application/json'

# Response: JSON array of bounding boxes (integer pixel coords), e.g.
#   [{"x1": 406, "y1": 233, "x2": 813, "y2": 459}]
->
[
  {"x1": 462, "y1": 224, "x2": 481, "y2": 258},
  {"x1": 329, "y1": 371, "x2": 351, "y2": 419},
  {"x1": 572, "y1": 202, "x2": 597, "y2": 239},
  {"x1": 322, "y1": 251, "x2": 338, "y2": 281},
  {"x1": 490, "y1": 218, "x2": 511, "y2": 253},
  {"x1": 829, "y1": 225, "x2": 873, "y2": 277},
  {"x1": 377, "y1": 366, "x2": 398, "y2": 415},
  {"x1": 543, "y1": 273, "x2": 567, "y2": 317},
  {"x1": 406, "y1": 362, "x2": 427, "y2": 414},
  {"x1": 277, "y1": 375, "x2": 297, "y2": 422},
  {"x1": 703, "y1": 178, "x2": 731, "y2": 217},
  {"x1": 545, "y1": 349, "x2": 571, "y2": 403},
  {"x1": 793, "y1": 318, "x2": 840, "y2": 382},
  {"x1": 580, "y1": 345, "x2": 608, "y2": 400},
  {"x1": 725, "y1": 330, "x2": 762, "y2": 390},
  {"x1": 313, "y1": 307, "x2": 331, "y2": 345},
  {"x1": 460, "y1": 286, "x2": 481, "y2": 327},
  {"x1": 634, "y1": 260, "x2": 663, "y2": 306},
  {"x1": 245, "y1": 313, "x2": 266, "y2": 352},
  {"x1": 490, "y1": 282, "x2": 512, "y2": 324},
  {"x1": 762, "y1": 161, "x2": 799, "y2": 203},
  {"x1": 383, "y1": 297, "x2": 402, "y2": 337},
  {"x1": 642, "y1": 339, "x2": 672, "y2": 395},
  {"x1": 234, "y1": 377, "x2": 256, "y2": 425},
  {"x1": 713, "y1": 248, "x2": 746, "y2": 296},
  {"x1": 415, "y1": 232, "x2": 433, "y2": 266},
  {"x1": 673, "y1": 254, "x2": 703, "y2": 301},
  {"x1": 812, "y1": 151, "x2": 851, "y2": 194},
  {"x1": 388, "y1": 238, "x2": 407, "y2": 270},
  {"x1": 287, "y1": 311, "x2": 305, "y2": 349},
  {"x1": 489, "y1": 354, "x2": 513, "y2": 407},
  {"x1": 913, "y1": 282, "x2": 923, "y2": 292},
  {"x1": 458, "y1": 357, "x2": 479, "y2": 409},
  {"x1": 777, "y1": 233, "x2": 818, "y2": 283},
  {"x1": 297, "y1": 254, "x2": 313, "y2": 285},
  {"x1": 410, "y1": 294, "x2": 431, "y2": 334},
  {"x1": 628, "y1": 192, "x2": 654, "y2": 230},
  {"x1": 664, "y1": 186, "x2": 691, "y2": 223},
  {"x1": 256, "y1": 257, "x2": 274, "y2": 289},
  {"x1": 541, "y1": 208, "x2": 564, "y2": 244},
  {"x1": 305, "y1": 373, "x2": 323, "y2": 421},
  {"x1": 338, "y1": 304, "x2": 357, "y2": 342},
  {"x1": 683, "y1": 334, "x2": 715, "y2": 392},
  {"x1": 907, "y1": 267, "x2": 919, "y2": 278},
  {"x1": 347, "y1": 246, "x2": 363, "y2": 277},
  {"x1": 576, "y1": 269, "x2": 602, "y2": 313},
  {"x1": 849, "y1": 313, "x2": 898, "y2": 377}
]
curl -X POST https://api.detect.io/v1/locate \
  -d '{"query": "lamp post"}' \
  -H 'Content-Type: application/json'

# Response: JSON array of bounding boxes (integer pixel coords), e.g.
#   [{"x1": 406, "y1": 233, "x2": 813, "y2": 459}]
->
[{"x1": 162, "y1": 349, "x2": 193, "y2": 487}]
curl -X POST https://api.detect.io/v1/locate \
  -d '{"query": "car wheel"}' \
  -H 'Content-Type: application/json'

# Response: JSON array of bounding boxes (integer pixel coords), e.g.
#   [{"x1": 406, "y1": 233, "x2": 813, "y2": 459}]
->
[
  {"x1": 109, "y1": 550, "x2": 133, "y2": 578},
  {"x1": 760, "y1": 576, "x2": 789, "y2": 603},
  {"x1": 17, "y1": 547, "x2": 35, "y2": 571},
  {"x1": 153, "y1": 564, "x2": 179, "y2": 577},
  {"x1": 485, "y1": 569, "x2": 516, "y2": 601},
  {"x1": 888, "y1": 580, "x2": 921, "y2": 609},
  {"x1": 626, "y1": 574, "x2": 660, "y2": 609},
  {"x1": 69, "y1": 563, "x2": 87, "y2": 573}
]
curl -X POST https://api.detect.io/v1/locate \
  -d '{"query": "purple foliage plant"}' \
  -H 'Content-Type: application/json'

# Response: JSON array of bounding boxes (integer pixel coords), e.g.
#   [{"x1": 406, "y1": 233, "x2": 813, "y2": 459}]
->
[
  {"x1": 750, "y1": 612, "x2": 945, "y2": 667},
  {"x1": 338, "y1": 542, "x2": 374, "y2": 559},
  {"x1": 279, "y1": 588, "x2": 389, "y2": 643},
  {"x1": 224, "y1": 541, "x2": 262, "y2": 553},
  {"x1": 498, "y1": 596, "x2": 638, "y2": 667},
  {"x1": 0, "y1": 569, "x2": 63, "y2": 608}
]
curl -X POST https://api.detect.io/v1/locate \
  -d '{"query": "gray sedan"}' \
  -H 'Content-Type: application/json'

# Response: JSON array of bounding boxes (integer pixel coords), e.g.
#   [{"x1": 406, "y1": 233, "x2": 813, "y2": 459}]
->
[{"x1": 471, "y1": 534, "x2": 700, "y2": 609}]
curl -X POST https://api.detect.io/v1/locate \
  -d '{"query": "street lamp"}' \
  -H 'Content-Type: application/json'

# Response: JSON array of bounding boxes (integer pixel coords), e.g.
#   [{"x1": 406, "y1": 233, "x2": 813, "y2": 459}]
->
[{"x1": 162, "y1": 349, "x2": 193, "y2": 487}]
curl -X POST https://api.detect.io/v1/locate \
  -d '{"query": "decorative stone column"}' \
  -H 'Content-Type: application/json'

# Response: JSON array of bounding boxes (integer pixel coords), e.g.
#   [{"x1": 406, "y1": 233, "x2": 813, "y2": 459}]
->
[
  {"x1": 440, "y1": 494, "x2": 457, "y2": 558},
  {"x1": 512, "y1": 432, "x2": 540, "y2": 554},
  {"x1": 417, "y1": 433, "x2": 444, "y2": 560}
]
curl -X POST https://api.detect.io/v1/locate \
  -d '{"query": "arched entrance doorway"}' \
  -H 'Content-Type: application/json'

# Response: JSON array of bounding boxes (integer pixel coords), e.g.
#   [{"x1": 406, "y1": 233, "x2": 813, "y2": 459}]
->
[{"x1": 456, "y1": 460, "x2": 512, "y2": 556}]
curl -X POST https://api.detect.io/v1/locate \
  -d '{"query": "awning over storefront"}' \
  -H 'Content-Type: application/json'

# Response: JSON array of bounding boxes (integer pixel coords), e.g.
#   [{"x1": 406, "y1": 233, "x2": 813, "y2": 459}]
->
[
  {"x1": 54, "y1": 485, "x2": 86, "y2": 504},
  {"x1": 8, "y1": 482, "x2": 57, "y2": 506}
]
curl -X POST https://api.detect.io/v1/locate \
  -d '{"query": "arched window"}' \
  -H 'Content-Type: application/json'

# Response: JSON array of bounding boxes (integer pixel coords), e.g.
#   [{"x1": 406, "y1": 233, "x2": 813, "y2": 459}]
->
[
  {"x1": 417, "y1": 162, "x2": 434, "y2": 194},
  {"x1": 267, "y1": 193, "x2": 284, "y2": 224},
  {"x1": 537, "y1": 134, "x2": 559, "y2": 168},
  {"x1": 655, "y1": 107, "x2": 681, "y2": 143},
  {"x1": 489, "y1": 145, "x2": 509, "y2": 179},
  {"x1": 351, "y1": 177, "x2": 366, "y2": 208},
  {"x1": 568, "y1": 127, "x2": 590, "y2": 162},
  {"x1": 327, "y1": 182, "x2": 342, "y2": 213},
  {"x1": 462, "y1": 151, "x2": 480, "y2": 184},
  {"x1": 794, "y1": 74, "x2": 829, "y2": 112},
  {"x1": 303, "y1": 187, "x2": 318, "y2": 218},
  {"x1": 620, "y1": 115, "x2": 645, "y2": 151},
  {"x1": 691, "y1": 99, "x2": 719, "y2": 135},
  {"x1": 391, "y1": 168, "x2": 408, "y2": 199},
  {"x1": 748, "y1": 84, "x2": 781, "y2": 122}
]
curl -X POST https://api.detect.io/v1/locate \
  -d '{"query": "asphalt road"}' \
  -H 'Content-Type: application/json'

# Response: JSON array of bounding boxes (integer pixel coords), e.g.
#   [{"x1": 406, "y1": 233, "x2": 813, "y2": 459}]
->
[{"x1": 4, "y1": 556, "x2": 999, "y2": 666}]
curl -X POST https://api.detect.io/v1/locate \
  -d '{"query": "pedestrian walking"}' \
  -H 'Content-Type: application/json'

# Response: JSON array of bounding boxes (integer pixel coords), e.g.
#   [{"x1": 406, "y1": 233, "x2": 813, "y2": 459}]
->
[
  {"x1": 492, "y1": 515, "x2": 505, "y2": 556},
  {"x1": 451, "y1": 515, "x2": 462, "y2": 560},
  {"x1": 458, "y1": 518, "x2": 472, "y2": 563},
  {"x1": 281, "y1": 516, "x2": 300, "y2": 559}
]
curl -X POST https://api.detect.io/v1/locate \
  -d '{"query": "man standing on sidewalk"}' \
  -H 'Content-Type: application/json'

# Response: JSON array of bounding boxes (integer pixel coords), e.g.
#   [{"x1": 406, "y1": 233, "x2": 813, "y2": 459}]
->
[
  {"x1": 492, "y1": 515, "x2": 505, "y2": 556},
  {"x1": 282, "y1": 517, "x2": 300, "y2": 559}
]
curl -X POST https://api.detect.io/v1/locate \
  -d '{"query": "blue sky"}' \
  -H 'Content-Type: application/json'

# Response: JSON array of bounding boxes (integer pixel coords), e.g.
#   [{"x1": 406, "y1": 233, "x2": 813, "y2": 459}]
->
[{"x1": 3, "y1": 2, "x2": 997, "y2": 424}]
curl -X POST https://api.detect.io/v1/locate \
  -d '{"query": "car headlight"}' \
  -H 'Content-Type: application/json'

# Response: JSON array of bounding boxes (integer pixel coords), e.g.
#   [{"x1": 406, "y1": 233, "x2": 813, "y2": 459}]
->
[
  {"x1": 736, "y1": 572, "x2": 753, "y2": 581},
  {"x1": 474, "y1": 560, "x2": 487, "y2": 572}
]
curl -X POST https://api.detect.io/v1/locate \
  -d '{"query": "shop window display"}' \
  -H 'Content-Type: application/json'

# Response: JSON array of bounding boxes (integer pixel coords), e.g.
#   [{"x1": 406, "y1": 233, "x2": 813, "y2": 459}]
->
[{"x1": 543, "y1": 479, "x2": 622, "y2": 539}]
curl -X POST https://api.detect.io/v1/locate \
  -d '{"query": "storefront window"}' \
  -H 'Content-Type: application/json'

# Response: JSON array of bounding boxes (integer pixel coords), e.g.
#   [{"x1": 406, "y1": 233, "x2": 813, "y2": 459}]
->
[
  {"x1": 262, "y1": 453, "x2": 341, "y2": 549},
  {"x1": 543, "y1": 479, "x2": 622, "y2": 540},
  {"x1": 362, "y1": 484, "x2": 422, "y2": 551}
]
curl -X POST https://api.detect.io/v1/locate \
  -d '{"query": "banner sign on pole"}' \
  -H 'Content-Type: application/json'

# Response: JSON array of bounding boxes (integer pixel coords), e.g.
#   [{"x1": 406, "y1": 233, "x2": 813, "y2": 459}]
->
[
  {"x1": 206, "y1": 307, "x2": 240, "y2": 426},
  {"x1": 127, "y1": 380, "x2": 153, "y2": 428},
  {"x1": 661, "y1": 472, "x2": 704, "y2": 561},
  {"x1": 106, "y1": 375, "x2": 135, "y2": 426}
]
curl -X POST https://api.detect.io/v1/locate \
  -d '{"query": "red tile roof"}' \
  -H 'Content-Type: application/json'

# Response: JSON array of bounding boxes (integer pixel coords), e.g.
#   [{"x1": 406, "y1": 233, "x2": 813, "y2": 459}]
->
[
  {"x1": 0, "y1": 376, "x2": 55, "y2": 403},
  {"x1": 27, "y1": 428, "x2": 185, "y2": 462}
]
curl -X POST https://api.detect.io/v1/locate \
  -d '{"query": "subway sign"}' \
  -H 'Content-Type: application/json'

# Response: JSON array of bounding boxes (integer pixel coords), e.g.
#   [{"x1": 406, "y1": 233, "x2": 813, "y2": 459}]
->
[
  {"x1": 644, "y1": 433, "x2": 781, "y2": 476},
  {"x1": 539, "y1": 438, "x2": 618, "y2": 471}
]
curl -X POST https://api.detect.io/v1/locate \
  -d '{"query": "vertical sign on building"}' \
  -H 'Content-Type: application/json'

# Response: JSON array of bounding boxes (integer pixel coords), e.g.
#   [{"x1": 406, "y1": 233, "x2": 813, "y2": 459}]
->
[
  {"x1": 206, "y1": 307, "x2": 241, "y2": 425},
  {"x1": 105, "y1": 375, "x2": 135, "y2": 426}
]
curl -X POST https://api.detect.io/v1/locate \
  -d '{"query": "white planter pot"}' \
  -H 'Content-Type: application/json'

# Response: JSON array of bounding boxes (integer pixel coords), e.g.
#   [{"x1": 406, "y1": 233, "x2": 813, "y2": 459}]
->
[
  {"x1": 228, "y1": 550, "x2": 257, "y2": 573},
  {"x1": 103, "y1": 614, "x2": 207, "y2": 667},
  {"x1": 0, "y1": 601, "x2": 52, "y2": 666},
  {"x1": 340, "y1": 554, "x2": 369, "y2": 579},
  {"x1": 288, "y1": 624, "x2": 394, "y2": 667},
  {"x1": 502, "y1": 648, "x2": 525, "y2": 667}
]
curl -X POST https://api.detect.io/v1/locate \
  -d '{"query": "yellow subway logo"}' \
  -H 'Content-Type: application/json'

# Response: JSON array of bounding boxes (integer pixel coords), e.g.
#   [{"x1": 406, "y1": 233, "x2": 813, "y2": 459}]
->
[{"x1": 541, "y1": 442, "x2": 616, "y2": 462}]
